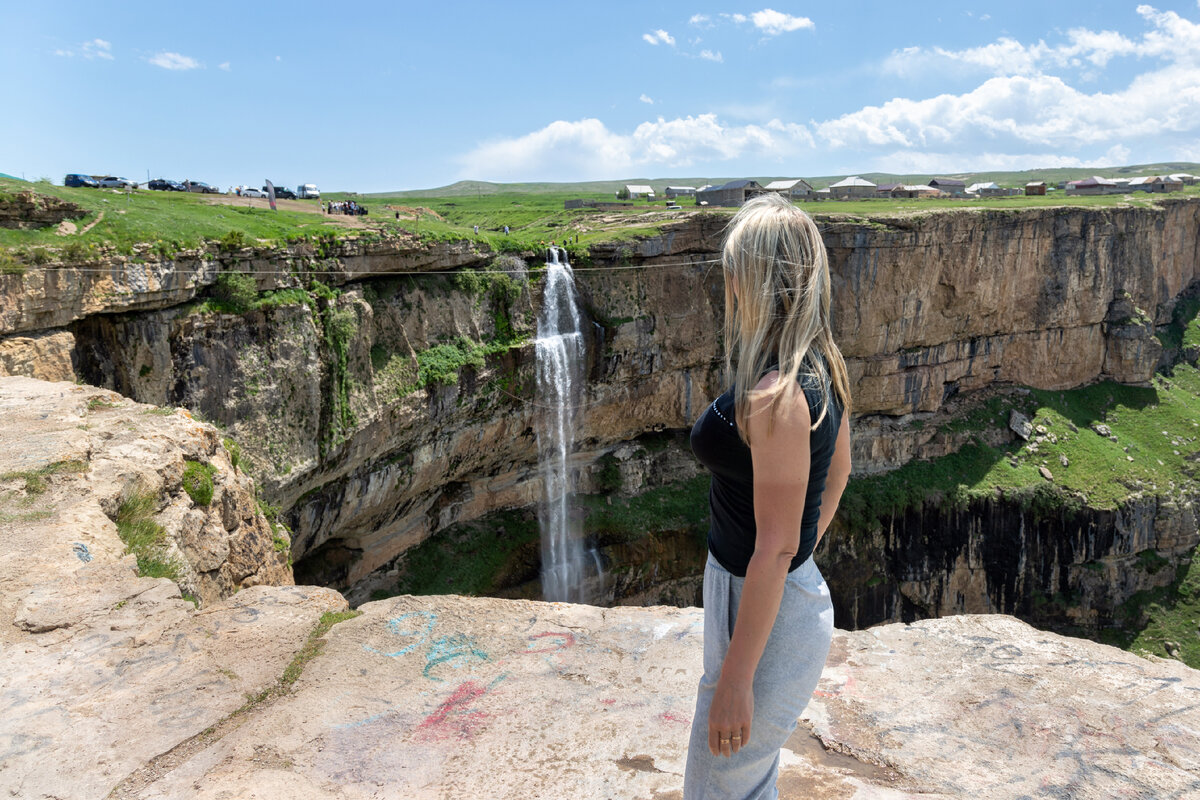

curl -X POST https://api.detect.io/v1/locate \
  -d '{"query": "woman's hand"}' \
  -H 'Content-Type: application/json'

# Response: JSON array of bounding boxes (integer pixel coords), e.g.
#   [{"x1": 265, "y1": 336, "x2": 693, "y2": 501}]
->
[{"x1": 708, "y1": 674, "x2": 753, "y2": 756}]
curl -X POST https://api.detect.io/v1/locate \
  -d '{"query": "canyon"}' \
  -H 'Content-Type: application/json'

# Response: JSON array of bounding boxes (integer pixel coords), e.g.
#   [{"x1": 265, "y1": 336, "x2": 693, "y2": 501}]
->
[
  {"x1": 1, "y1": 200, "x2": 1199, "y2": 646},
  {"x1": 2, "y1": 379, "x2": 1197, "y2": 798}
]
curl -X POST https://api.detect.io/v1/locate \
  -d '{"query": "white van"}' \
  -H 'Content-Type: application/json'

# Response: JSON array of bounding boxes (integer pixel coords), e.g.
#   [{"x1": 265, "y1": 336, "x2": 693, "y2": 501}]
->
[{"x1": 297, "y1": 184, "x2": 320, "y2": 199}]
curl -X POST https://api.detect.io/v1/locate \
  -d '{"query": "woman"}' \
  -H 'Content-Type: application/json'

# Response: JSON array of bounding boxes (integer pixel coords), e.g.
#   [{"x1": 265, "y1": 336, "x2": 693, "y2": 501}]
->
[{"x1": 685, "y1": 192, "x2": 852, "y2": 799}]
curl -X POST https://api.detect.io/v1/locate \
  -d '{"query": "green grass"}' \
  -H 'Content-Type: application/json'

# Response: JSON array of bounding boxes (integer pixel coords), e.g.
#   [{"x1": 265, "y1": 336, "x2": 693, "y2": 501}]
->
[
  {"x1": 841, "y1": 364, "x2": 1200, "y2": 526},
  {"x1": 280, "y1": 610, "x2": 363, "y2": 685},
  {"x1": 5, "y1": 176, "x2": 1198, "y2": 270},
  {"x1": 0, "y1": 459, "x2": 88, "y2": 495},
  {"x1": 114, "y1": 490, "x2": 181, "y2": 581},
  {"x1": 388, "y1": 509, "x2": 542, "y2": 597},
  {"x1": 1101, "y1": 553, "x2": 1200, "y2": 669},
  {"x1": 0, "y1": 178, "x2": 347, "y2": 255},
  {"x1": 182, "y1": 460, "x2": 217, "y2": 506}
]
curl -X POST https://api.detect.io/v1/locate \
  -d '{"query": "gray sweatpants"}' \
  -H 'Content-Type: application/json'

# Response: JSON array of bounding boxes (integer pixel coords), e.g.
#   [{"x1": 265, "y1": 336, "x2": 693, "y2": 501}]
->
[{"x1": 683, "y1": 552, "x2": 835, "y2": 800}]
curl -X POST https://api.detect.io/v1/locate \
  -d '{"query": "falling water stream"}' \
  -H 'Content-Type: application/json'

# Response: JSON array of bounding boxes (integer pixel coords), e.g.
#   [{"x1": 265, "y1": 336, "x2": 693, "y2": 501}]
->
[{"x1": 535, "y1": 247, "x2": 603, "y2": 603}]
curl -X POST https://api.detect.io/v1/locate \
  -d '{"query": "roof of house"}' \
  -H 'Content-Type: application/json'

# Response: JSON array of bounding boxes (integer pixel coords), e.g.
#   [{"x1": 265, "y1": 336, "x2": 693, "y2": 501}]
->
[
  {"x1": 929, "y1": 177, "x2": 966, "y2": 187},
  {"x1": 902, "y1": 184, "x2": 940, "y2": 193},
  {"x1": 664, "y1": 185, "x2": 696, "y2": 191},
  {"x1": 625, "y1": 184, "x2": 655, "y2": 194},
  {"x1": 1073, "y1": 176, "x2": 1117, "y2": 187},
  {"x1": 829, "y1": 175, "x2": 876, "y2": 188},
  {"x1": 764, "y1": 179, "x2": 811, "y2": 190},
  {"x1": 1169, "y1": 173, "x2": 1196, "y2": 180},
  {"x1": 875, "y1": 183, "x2": 903, "y2": 192},
  {"x1": 719, "y1": 179, "x2": 762, "y2": 190},
  {"x1": 1127, "y1": 176, "x2": 1153, "y2": 185},
  {"x1": 966, "y1": 182, "x2": 1000, "y2": 193},
  {"x1": 1151, "y1": 175, "x2": 1184, "y2": 183},
  {"x1": 1025, "y1": 181, "x2": 1046, "y2": 187}
]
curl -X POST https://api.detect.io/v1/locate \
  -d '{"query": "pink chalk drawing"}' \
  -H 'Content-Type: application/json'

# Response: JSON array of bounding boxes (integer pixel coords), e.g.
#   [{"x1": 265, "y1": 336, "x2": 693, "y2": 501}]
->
[
  {"x1": 524, "y1": 631, "x2": 576, "y2": 654},
  {"x1": 416, "y1": 676, "x2": 505, "y2": 742},
  {"x1": 657, "y1": 711, "x2": 691, "y2": 726}
]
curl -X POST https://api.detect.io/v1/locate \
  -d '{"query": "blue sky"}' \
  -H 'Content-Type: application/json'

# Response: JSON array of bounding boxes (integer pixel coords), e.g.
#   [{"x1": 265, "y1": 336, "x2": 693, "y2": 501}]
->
[{"x1": 4, "y1": 1, "x2": 1200, "y2": 191}]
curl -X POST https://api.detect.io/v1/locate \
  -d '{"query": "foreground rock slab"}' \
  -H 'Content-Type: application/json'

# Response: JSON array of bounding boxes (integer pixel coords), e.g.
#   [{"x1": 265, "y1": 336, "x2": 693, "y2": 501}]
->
[
  {"x1": 129, "y1": 597, "x2": 1200, "y2": 800},
  {"x1": 0, "y1": 377, "x2": 347, "y2": 800}
]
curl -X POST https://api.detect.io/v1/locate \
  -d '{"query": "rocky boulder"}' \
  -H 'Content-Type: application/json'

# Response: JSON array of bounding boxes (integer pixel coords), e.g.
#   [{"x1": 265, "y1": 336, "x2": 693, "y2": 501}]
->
[
  {"x1": 0, "y1": 189, "x2": 87, "y2": 229},
  {"x1": 0, "y1": 376, "x2": 292, "y2": 605}
]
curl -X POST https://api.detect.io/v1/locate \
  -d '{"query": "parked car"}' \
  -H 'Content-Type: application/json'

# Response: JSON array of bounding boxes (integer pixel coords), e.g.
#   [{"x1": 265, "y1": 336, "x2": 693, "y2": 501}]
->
[
  {"x1": 185, "y1": 181, "x2": 219, "y2": 194},
  {"x1": 148, "y1": 179, "x2": 186, "y2": 192},
  {"x1": 241, "y1": 187, "x2": 267, "y2": 198},
  {"x1": 98, "y1": 176, "x2": 136, "y2": 189},
  {"x1": 65, "y1": 174, "x2": 99, "y2": 188},
  {"x1": 267, "y1": 186, "x2": 297, "y2": 199},
  {"x1": 296, "y1": 184, "x2": 320, "y2": 199}
]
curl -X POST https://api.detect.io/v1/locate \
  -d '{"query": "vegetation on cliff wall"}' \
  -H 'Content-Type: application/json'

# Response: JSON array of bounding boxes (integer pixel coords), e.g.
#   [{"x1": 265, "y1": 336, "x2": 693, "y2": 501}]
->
[{"x1": 842, "y1": 366, "x2": 1200, "y2": 527}]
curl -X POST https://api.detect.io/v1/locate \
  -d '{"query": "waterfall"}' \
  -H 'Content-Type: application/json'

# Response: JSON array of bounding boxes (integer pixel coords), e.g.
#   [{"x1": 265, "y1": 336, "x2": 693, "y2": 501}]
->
[{"x1": 535, "y1": 247, "x2": 602, "y2": 603}]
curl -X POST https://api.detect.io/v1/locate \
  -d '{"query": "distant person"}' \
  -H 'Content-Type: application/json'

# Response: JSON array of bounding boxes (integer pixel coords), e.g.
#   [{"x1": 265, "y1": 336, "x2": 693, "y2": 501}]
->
[
  {"x1": 474, "y1": 224, "x2": 479, "y2": 235},
  {"x1": 684, "y1": 193, "x2": 851, "y2": 799},
  {"x1": 504, "y1": 225, "x2": 510, "y2": 235}
]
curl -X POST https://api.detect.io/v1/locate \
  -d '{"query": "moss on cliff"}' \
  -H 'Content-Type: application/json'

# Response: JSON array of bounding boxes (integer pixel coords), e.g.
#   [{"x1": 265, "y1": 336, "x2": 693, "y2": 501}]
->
[{"x1": 842, "y1": 365, "x2": 1200, "y2": 527}]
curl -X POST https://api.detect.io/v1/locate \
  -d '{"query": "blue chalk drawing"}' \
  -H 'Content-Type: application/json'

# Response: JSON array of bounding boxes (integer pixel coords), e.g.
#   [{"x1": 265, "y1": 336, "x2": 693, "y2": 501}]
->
[
  {"x1": 363, "y1": 610, "x2": 437, "y2": 658},
  {"x1": 72, "y1": 542, "x2": 92, "y2": 563},
  {"x1": 422, "y1": 633, "x2": 489, "y2": 681}
]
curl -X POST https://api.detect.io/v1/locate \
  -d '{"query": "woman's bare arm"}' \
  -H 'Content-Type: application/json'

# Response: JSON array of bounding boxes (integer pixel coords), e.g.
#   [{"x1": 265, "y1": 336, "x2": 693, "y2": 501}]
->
[
  {"x1": 706, "y1": 373, "x2": 811, "y2": 757},
  {"x1": 815, "y1": 413, "x2": 851, "y2": 546}
]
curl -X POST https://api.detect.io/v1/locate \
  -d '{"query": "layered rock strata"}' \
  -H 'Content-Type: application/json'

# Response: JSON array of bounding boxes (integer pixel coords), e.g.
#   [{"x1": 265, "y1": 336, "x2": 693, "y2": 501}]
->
[{"x1": 2, "y1": 201, "x2": 1199, "y2": 599}]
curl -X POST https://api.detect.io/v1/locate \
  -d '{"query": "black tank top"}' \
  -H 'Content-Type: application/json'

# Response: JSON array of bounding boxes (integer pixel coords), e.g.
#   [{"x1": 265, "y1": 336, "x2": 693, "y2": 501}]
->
[{"x1": 689, "y1": 355, "x2": 843, "y2": 577}]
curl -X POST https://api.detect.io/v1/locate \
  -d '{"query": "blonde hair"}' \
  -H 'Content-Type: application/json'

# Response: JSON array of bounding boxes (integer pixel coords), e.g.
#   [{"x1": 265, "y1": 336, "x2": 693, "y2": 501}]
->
[{"x1": 721, "y1": 192, "x2": 851, "y2": 443}]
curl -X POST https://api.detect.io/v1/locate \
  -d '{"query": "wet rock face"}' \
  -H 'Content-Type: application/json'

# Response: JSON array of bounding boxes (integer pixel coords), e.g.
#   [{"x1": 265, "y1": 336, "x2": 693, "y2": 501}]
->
[{"x1": 818, "y1": 490, "x2": 1199, "y2": 632}]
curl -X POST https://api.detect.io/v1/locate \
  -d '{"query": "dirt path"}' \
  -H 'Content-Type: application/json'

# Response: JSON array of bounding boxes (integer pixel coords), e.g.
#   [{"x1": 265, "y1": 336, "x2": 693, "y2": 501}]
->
[{"x1": 199, "y1": 195, "x2": 375, "y2": 228}]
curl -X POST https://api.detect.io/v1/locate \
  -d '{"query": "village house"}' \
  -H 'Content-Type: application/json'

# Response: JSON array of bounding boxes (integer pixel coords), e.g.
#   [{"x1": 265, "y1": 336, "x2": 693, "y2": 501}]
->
[
  {"x1": 1147, "y1": 175, "x2": 1185, "y2": 193},
  {"x1": 890, "y1": 184, "x2": 942, "y2": 199},
  {"x1": 663, "y1": 186, "x2": 697, "y2": 199},
  {"x1": 696, "y1": 179, "x2": 765, "y2": 207},
  {"x1": 966, "y1": 181, "x2": 1006, "y2": 197},
  {"x1": 828, "y1": 175, "x2": 877, "y2": 199},
  {"x1": 763, "y1": 179, "x2": 815, "y2": 199},
  {"x1": 1066, "y1": 176, "x2": 1119, "y2": 195},
  {"x1": 928, "y1": 177, "x2": 966, "y2": 196},
  {"x1": 1170, "y1": 173, "x2": 1197, "y2": 185},
  {"x1": 1025, "y1": 181, "x2": 1047, "y2": 196},
  {"x1": 622, "y1": 184, "x2": 656, "y2": 200},
  {"x1": 875, "y1": 183, "x2": 904, "y2": 197}
]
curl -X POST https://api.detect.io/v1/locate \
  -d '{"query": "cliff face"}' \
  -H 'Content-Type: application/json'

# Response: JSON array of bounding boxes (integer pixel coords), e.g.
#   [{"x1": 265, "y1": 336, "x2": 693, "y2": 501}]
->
[{"x1": 2, "y1": 201, "x2": 1199, "y2": 607}]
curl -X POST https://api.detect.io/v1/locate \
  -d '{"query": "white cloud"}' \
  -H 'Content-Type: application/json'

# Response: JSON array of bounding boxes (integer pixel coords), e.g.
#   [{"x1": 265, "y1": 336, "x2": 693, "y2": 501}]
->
[
  {"x1": 275, "y1": 55, "x2": 282, "y2": 61},
  {"x1": 750, "y1": 9, "x2": 814, "y2": 35},
  {"x1": 458, "y1": 114, "x2": 814, "y2": 181},
  {"x1": 83, "y1": 39, "x2": 113, "y2": 60},
  {"x1": 643, "y1": 29, "x2": 675, "y2": 46},
  {"x1": 689, "y1": 13, "x2": 712, "y2": 27},
  {"x1": 885, "y1": 4, "x2": 1200, "y2": 79},
  {"x1": 816, "y1": 63, "x2": 1200, "y2": 155},
  {"x1": 218, "y1": 61, "x2": 231, "y2": 71},
  {"x1": 55, "y1": 38, "x2": 114, "y2": 60},
  {"x1": 699, "y1": 49, "x2": 724, "y2": 63},
  {"x1": 148, "y1": 52, "x2": 201, "y2": 70},
  {"x1": 639, "y1": 94, "x2": 655, "y2": 104}
]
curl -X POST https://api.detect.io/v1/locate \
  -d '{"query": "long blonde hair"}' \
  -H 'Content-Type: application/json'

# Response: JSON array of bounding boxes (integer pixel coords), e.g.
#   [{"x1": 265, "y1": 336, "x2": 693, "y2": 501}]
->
[{"x1": 722, "y1": 192, "x2": 851, "y2": 443}]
